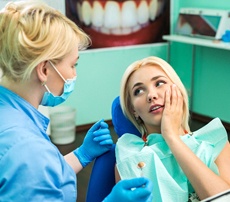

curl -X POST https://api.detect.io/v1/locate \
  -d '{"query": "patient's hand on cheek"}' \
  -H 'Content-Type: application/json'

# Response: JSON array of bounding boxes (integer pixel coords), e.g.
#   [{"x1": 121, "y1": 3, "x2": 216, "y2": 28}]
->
[{"x1": 161, "y1": 84, "x2": 184, "y2": 141}]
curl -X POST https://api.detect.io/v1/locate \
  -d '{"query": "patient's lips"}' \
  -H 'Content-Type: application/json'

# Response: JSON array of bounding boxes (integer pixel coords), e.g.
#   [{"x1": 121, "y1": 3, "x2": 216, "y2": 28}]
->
[{"x1": 73, "y1": 0, "x2": 168, "y2": 48}]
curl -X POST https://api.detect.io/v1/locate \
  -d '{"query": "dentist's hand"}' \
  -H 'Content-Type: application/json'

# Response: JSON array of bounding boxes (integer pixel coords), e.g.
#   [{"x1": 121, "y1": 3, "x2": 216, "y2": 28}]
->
[
  {"x1": 103, "y1": 177, "x2": 153, "y2": 202},
  {"x1": 73, "y1": 119, "x2": 113, "y2": 167}
]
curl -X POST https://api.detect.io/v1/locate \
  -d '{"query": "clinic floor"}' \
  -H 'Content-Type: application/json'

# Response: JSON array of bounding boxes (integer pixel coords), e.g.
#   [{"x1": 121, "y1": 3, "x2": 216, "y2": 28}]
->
[{"x1": 54, "y1": 118, "x2": 230, "y2": 202}]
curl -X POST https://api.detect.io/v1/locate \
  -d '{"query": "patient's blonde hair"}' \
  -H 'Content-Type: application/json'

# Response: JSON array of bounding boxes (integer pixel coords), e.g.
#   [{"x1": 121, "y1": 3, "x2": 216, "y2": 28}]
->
[
  {"x1": 120, "y1": 56, "x2": 190, "y2": 135},
  {"x1": 0, "y1": 0, "x2": 91, "y2": 82}
]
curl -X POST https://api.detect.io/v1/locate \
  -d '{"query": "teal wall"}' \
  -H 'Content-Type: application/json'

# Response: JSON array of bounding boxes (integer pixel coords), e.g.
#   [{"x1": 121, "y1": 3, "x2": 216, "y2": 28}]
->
[
  {"x1": 63, "y1": 44, "x2": 168, "y2": 126},
  {"x1": 170, "y1": 0, "x2": 230, "y2": 123},
  {"x1": 62, "y1": 0, "x2": 230, "y2": 126}
]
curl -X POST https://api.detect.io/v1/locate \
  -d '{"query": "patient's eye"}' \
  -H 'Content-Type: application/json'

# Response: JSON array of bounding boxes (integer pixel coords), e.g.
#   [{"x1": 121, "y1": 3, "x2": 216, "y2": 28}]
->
[
  {"x1": 134, "y1": 88, "x2": 144, "y2": 96},
  {"x1": 156, "y1": 80, "x2": 166, "y2": 87}
]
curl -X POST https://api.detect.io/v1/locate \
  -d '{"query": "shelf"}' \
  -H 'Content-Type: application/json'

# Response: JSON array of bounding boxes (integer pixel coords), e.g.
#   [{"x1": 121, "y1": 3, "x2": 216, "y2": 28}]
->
[{"x1": 163, "y1": 35, "x2": 230, "y2": 50}]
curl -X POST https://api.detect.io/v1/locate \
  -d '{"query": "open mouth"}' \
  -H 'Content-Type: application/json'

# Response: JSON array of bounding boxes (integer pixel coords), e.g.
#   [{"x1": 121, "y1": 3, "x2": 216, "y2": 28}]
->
[
  {"x1": 68, "y1": 0, "x2": 169, "y2": 48},
  {"x1": 149, "y1": 105, "x2": 164, "y2": 112}
]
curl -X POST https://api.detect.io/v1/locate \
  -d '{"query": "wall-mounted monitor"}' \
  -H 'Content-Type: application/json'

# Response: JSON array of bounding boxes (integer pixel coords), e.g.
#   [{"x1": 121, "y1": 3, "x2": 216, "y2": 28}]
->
[{"x1": 175, "y1": 8, "x2": 230, "y2": 40}]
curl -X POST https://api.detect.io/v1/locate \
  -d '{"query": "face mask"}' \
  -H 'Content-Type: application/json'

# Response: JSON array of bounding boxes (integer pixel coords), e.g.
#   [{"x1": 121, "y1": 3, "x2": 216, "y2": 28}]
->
[{"x1": 40, "y1": 61, "x2": 77, "y2": 107}]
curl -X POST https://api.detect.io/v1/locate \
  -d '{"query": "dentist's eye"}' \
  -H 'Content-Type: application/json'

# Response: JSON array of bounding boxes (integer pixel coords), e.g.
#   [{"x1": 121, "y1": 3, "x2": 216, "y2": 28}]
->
[{"x1": 72, "y1": 63, "x2": 78, "y2": 68}]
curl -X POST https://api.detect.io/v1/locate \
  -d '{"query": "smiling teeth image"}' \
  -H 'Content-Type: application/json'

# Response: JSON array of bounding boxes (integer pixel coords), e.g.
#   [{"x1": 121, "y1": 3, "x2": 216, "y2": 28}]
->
[{"x1": 76, "y1": 0, "x2": 166, "y2": 35}]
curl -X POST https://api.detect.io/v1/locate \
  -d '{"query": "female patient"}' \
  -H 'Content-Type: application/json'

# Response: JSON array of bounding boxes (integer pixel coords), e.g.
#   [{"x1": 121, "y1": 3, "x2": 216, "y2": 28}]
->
[{"x1": 115, "y1": 56, "x2": 230, "y2": 201}]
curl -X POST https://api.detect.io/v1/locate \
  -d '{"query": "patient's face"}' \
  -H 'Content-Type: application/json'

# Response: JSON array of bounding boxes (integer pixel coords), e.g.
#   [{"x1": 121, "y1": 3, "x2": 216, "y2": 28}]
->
[{"x1": 128, "y1": 64, "x2": 173, "y2": 133}]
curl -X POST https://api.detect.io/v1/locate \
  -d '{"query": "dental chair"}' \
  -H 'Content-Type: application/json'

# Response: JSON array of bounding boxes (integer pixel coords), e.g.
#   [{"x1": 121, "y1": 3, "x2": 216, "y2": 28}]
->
[{"x1": 86, "y1": 96, "x2": 141, "y2": 202}]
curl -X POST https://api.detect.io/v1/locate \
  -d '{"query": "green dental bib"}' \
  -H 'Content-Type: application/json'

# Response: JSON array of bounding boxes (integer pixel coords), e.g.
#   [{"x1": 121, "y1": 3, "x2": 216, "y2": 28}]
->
[{"x1": 115, "y1": 118, "x2": 227, "y2": 202}]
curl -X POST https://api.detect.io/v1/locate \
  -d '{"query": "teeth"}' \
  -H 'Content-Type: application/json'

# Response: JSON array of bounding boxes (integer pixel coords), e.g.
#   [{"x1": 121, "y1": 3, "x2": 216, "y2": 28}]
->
[
  {"x1": 157, "y1": 0, "x2": 165, "y2": 17},
  {"x1": 152, "y1": 106, "x2": 161, "y2": 111},
  {"x1": 76, "y1": 0, "x2": 165, "y2": 35},
  {"x1": 121, "y1": 27, "x2": 132, "y2": 35},
  {"x1": 132, "y1": 24, "x2": 142, "y2": 32},
  {"x1": 179, "y1": 23, "x2": 193, "y2": 34},
  {"x1": 82, "y1": 1, "x2": 92, "y2": 26},
  {"x1": 111, "y1": 27, "x2": 122, "y2": 35},
  {"x1": 104, "y1": 1, "x2": 120, "y2": 29},
  {"x1": 149, "y1": 0, "x2": 158, "y2": 21},
  {"x1": 137, "y1": 1, "x2": 149, "y2": 24},
  {"x1": 92, "y1": 1, "x2": 104, "y2": 27},
  {"x1": 76, "y1": 3, "x2": 83, "y2": 22},
  {"x1": 121, "y1": 1, "x2": 137, "y2": 28},
  {"x1": 100, "y1": 26, "x2": 110, "y2": 34}
]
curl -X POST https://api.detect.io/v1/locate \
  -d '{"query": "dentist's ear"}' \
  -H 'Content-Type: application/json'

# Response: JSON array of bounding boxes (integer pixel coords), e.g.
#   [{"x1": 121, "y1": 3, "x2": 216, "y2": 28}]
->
[{"x1": 36, "y1": 61, "x2": 48, "y2": 84}]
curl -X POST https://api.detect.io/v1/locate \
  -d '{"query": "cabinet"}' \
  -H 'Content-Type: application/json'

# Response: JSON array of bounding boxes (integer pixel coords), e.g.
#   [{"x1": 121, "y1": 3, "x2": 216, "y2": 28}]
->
[{"x1": 163, "y1": 34, "x2": 230, "y2": 112}]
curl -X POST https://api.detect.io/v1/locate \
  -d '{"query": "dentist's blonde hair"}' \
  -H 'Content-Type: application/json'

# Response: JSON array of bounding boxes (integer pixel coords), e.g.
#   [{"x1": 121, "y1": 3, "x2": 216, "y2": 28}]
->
[
  {"x1": 0, "y1": 0, "x2": 91, "y2": 82},
  {"x1": 120, "y1": 56, "x2": 190, "y2": 135}
]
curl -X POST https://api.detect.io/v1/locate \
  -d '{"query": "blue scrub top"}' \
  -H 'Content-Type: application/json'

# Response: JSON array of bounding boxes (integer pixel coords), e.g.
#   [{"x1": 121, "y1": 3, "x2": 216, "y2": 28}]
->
[{"x1": 0, "y1": 86, "x2": 77, "y2": 201}]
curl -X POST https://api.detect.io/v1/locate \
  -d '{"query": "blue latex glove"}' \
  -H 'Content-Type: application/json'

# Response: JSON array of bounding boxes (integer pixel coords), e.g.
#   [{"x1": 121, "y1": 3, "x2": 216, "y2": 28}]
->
[
  {"x1": 73, "y1": 119, "x2": 113, "y2": 167},
  {"x1": 103, "y1": 177, "x2": 153, "y2": 202}
]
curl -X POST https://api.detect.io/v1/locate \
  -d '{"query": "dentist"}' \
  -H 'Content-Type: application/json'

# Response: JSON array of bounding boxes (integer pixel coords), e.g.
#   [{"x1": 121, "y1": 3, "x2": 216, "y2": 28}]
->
[{"x1": 0, "y1": 1, "x2": 152, "y2": 202}]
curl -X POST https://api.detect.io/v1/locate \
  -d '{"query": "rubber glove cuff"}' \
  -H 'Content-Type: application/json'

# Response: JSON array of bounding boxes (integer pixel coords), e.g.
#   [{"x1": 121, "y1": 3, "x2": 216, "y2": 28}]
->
[{"x1": 73, "y1": 147, "x2": 93, "y2": 168}]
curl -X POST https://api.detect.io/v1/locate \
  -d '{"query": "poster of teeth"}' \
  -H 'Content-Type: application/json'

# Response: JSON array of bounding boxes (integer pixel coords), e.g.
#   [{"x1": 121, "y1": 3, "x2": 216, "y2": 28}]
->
[{"x1": 66, "y1": 0, "x2": 170, "y2": 49}]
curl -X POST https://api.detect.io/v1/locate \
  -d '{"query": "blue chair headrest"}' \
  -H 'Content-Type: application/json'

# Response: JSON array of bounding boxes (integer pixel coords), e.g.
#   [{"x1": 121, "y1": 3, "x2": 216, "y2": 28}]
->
[{"x1": 111, "y1": 96, "x2": 141, "y2": 137}]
